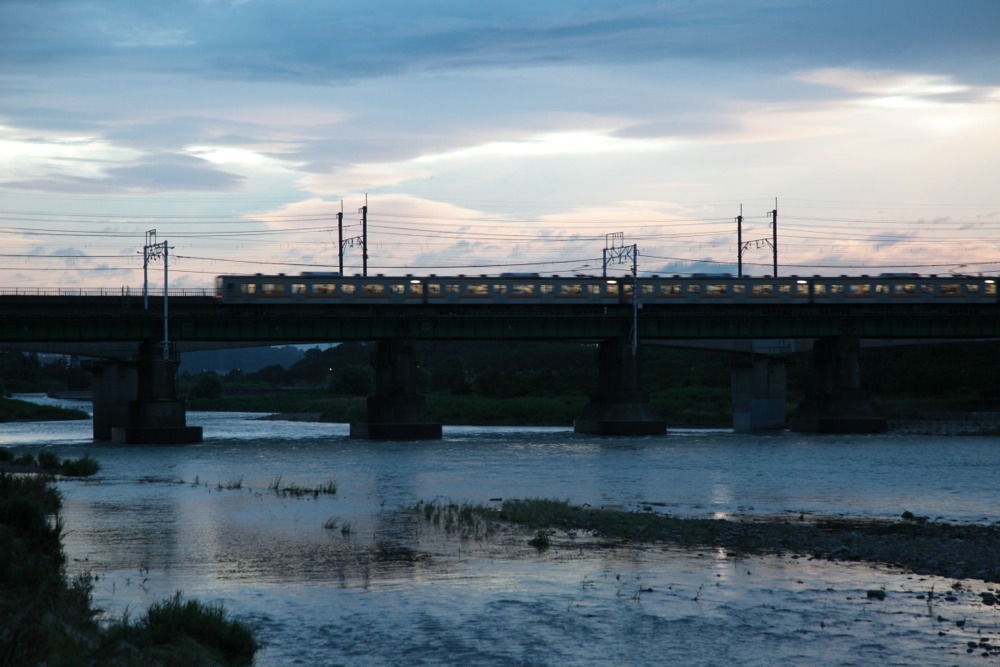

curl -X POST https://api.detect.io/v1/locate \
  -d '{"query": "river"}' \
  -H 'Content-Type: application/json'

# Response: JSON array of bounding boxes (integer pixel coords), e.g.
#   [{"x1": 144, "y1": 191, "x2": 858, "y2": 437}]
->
[{"x1": 4, "y1": 395, "x2": 1000, "y2": 665}]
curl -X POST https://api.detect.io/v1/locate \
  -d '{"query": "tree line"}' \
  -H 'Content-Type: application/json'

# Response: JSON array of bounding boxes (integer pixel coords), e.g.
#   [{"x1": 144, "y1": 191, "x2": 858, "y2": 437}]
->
[{"x1": 3, "y1": 340, "x2": 999, "y2": 408}]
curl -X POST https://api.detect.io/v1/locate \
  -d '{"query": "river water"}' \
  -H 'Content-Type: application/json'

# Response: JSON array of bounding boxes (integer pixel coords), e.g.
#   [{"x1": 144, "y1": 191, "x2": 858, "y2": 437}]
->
[{"x1": 4, "y1": 395, "x2": 1000, "y2": 666}]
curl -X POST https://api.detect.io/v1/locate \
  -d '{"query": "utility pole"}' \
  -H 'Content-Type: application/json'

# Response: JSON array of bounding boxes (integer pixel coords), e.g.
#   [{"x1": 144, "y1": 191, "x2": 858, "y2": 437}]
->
[
  {"x1": 360, "y1": 196, "x2": 368, "y2": 277},
  {"x1": 337, "y1": 204, "x2": 344, "y2": 275},
  {"x1": 769, "y1": 199, "x2": 778, "y2": 277},
  {"x1": 142, "y1": 229, "x2": 159, "y2": 310},
  {"x1": 603, "y1": 233, "x2": 640, "y2": 356},
  {"x1": 736, "y1": 206, "x2": 743, "y2": 279},
  {"x1": 140, "y1": 232, "x2": 172, "y2": 360},
  {"x1": 161, "y1": 240, "x2": 170, "y2": 361},
  {"x1": 738, "y1": 201, "x2": 779, "y2": 277}
]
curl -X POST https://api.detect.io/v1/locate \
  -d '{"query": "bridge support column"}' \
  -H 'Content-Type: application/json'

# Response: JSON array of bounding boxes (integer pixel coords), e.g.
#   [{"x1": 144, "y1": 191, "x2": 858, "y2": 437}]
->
[
  {"x1": 574, "y1": 338, "x2": 666, "y2": 436},
  {"x1": 350, "y1": 339, "x2": 442, "y2": 440},
  {"x1": 89, "y1": 360, "x2": 139, "y2": 441},
  {"x1": 731, "y1": 355, "x2": 787, "y2": 431},
  {"x1": 790, "y1": 336, "x2": 886, "y2": 434},
  {"x1": 90, "y1": 343, "x2": 202, "y2": 444}
]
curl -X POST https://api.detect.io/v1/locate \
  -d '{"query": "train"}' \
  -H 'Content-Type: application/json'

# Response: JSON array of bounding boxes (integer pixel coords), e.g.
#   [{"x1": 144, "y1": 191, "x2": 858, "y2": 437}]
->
[{"x1": 215, "y1": 272, "x2": 998, "y2": 305}]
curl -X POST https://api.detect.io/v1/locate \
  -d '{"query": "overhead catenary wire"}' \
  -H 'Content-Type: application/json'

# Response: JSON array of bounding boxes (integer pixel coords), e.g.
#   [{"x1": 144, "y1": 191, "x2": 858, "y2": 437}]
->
[{"x1": 1, "y1": 195, "x2": 999, "y2": 284}]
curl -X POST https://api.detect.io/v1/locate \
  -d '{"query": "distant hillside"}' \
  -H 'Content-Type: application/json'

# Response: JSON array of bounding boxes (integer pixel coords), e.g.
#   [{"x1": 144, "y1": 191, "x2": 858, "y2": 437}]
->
[{"x1": 178, "y1": 345, "x2": 307, "y2": 374}]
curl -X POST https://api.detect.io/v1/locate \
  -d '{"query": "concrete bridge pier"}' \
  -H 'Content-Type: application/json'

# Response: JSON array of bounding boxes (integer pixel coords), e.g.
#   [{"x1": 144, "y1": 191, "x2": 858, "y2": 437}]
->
[
  {"x1": 89, "y1": 359, "x2": 138, "y2": 441},
  {"x1": 89, "y1": 343, "x2": 202, "y2": 444},
  {"x1": 574, "y1": 337, "x2": 667, "y2": 436},
  {"x1": 350, "y1": 339, "x2": 442, "y2": 440},
  {"x1": 790, "y1": 336, "x2": 887, "y2": 433},
  {"x1": 731, "y1": 354, "x2": 787, "y2": 431}
]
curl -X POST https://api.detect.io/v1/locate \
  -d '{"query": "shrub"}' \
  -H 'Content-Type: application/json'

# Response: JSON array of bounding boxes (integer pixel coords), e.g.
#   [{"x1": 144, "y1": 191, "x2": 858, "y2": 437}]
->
[{"x1": 60, "y1": 454, "x2": 100, "y2": 478}]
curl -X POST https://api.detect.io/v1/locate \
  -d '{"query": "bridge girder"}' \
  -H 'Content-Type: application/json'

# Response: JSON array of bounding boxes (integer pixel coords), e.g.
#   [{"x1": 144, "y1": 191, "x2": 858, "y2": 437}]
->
[{"x1": 1, "y1": 297, "x2": 1000, "y2": 346}]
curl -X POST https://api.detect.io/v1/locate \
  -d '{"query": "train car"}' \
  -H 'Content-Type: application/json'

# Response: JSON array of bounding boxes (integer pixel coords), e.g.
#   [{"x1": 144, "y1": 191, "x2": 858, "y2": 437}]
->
[{"x1": 215, "y1": 273, "x2": 998, "y2": 306}]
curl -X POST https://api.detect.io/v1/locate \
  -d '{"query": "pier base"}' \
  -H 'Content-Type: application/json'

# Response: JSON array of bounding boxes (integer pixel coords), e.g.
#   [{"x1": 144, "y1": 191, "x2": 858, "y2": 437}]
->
[
  {"x1": 574, "y1": 338, "x2": 666, "y2": 436},
  {"x1": 89, "y1": 343, "x2": 203, "y2": 444},
  {"x1": 790, "y1": 336, "x2": 887, "y2": 434},
  {"x1": 350, "y1": 339, "x2": 442, "y2": 440}
]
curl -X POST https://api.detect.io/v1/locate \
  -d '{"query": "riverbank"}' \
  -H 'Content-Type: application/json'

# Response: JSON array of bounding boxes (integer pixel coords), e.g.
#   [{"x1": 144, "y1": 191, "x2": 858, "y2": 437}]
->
[
  {"x1": 0, "y1": 395, "x2": 88, "y2": 422},
  {"x1": 0, "y1": 472, "x2": 260, "y2": 665},
  {"x1": 188, "y1": 388, "x2": 1000, "y2": 432}
]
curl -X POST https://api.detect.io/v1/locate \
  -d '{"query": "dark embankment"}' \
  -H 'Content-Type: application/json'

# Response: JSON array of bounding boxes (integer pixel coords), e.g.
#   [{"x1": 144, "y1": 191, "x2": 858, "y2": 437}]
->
[{"x1": 0, "y1": 471, "x2": 260, "y2": 666}]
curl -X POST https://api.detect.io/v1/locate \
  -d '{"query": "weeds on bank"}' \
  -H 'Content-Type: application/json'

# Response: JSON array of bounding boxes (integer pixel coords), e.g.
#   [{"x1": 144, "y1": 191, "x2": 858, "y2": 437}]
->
[
  {"x1": 322, "y1": 517, "x2": 353, "y2": 536},
  {"x1": 268, "y1": 474, "x2": 338, "y2": 498},
  {"x1": 0, "y1": 448, "x2": 100, "y2": 477},
  {"x1": 414, "y1": 500, "x2": 499, "y2": 540}
]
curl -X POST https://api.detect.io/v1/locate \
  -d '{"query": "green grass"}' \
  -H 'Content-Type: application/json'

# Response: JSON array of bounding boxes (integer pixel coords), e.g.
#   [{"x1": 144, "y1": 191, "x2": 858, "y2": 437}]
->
[
  {"x1": 0, "y1": 396, "x2": 89, "y2": 423},
  {"x1": 102, "y1": 592, "x2": 260, "y2": 666},
  {"x1": 1, "y1": 450, "x2": 101, "y2": 477}
]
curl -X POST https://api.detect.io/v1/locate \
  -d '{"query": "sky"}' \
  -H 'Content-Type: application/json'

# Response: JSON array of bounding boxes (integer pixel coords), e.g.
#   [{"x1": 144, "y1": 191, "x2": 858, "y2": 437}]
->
[{"x1": 2, "y1": 0, "x2": 999, "y2": 291}]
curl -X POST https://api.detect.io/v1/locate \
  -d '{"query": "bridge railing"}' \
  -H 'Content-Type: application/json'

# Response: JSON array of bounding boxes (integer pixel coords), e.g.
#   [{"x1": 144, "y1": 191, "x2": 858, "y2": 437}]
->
[{"x1": 0, "y1": 287, "x2": 215, "y2": 297}]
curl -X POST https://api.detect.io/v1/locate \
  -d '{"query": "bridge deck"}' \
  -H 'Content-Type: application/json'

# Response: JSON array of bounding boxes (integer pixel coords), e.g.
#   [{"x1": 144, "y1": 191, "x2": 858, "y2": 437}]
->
[{"x1": 0, "y1": 295, "x2": 998, "y2": 343}]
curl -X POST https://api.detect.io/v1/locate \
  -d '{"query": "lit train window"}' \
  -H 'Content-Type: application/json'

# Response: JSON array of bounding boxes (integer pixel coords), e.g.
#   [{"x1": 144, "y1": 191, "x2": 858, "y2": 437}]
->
[
  {"x1": 291, "y1": 284, "x2": 307, "y2": 294},
  {"x1": 661, "y1": 284, "x2": 681, "y2": 295},
  {"x1": 561, "y1": 284, "x2": 582, "y2": 295},
  {"x1": 686, "y1": 284, "x2": 699, "y2": 294},
  {"x1": 813, "y1": 284, "x2": 826, "y2": 295},
  {"x1": 895, "y1": 284, "x2": 916, "y2": 294},
  {"x1": 492, "y1": 284, "x2": 507, "y2": 294},
  {"x1": 240, "y1": 283, "x2": 257, "y2": 294},
  {"x1": 642, "y1": 285, "x2": 654, "y2": 295},
  {"x1": 940, "y1": 284, "x2": 959, "y2": 295},
  {"x1": 467, "y1": 284, "x2": 488, "y2": 295},
  {"x1": 795, "y1": 283, "x2": 809, "y2": 295},
  {"x1": 850, "y1": 284, "x2": 871, "y2": 295},
  {"x1": 732, "y1": 284, "x2": 746, "y2": 294},
  {"x1": 587, "y1": 284, "x2": 601, "y2": 295},
  {"x1": 390, "y1": 284, "x2": 406, "y2": 295},
  {"x1": 752, "y1": 284, "x2": 772, "y2": 295},
  {"x1": 707, "y1": 284, "x2": 726, "y2": 294},
  {"x1": 361, "y1": 284, "x2": 384, "y2": 295},
  {"x1": 829, "y1": 284, "x2": 844, "y2": 294},
  {"x1": 426, "y1": 284, "x2": 441, "y2": 295},
  {"x1": 622, "y1": 284, "x2": 633, "y2": 295},
  {"x1": 445, "y1": 284, "x2": 460, "y2": 294},
  {"x1": 313, "y1": 284, "x2": 335, "y2": 294},
  {"x1": 875, "y1": 284, "x2": 890, "y2": 294},
  {"x1": 966, "y1": 283, "x2": 980, "y2": 294},
  {"x1": 261, "y1": 283, "x2": 284, "y2": 294},
  {"x1": 409, "y1": 283, "x2": 422, "y2": 295},
  {"x1": 540, "y1": 284, "x2": 554, "y2": 294},
  {"x1": 778, "y1": 284, "x2": 792, "y2": 294},
  {"x1": 986, "y1": 282, "x2": 997, "y2": 295},
  {"x1": 512, "y1": 284, "x2": 535, "y2": 295},
  {"x1": 605, "y1": 284, "x2": 619, "y2": 295},
  {"x1": 341, "y1": 284, "x2": 356, "y2": 294}
]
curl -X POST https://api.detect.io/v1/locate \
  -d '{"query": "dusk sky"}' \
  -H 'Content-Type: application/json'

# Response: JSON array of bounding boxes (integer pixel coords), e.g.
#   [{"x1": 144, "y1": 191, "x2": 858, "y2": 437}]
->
[{"x1": 2, "y1": 0, "x2": 999, "y2": 290}]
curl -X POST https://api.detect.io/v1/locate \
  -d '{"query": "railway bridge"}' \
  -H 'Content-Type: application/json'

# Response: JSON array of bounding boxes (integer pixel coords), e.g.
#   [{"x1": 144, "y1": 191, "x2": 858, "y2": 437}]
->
[{"x1": 2, "y1": 290, "x2": 999, "y2": 442}]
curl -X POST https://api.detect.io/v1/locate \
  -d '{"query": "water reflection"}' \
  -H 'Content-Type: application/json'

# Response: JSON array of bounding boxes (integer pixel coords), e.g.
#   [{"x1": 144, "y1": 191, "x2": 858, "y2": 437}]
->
[{"x1": 7, "y1": 408, "x2": 1000, "y2": 665}]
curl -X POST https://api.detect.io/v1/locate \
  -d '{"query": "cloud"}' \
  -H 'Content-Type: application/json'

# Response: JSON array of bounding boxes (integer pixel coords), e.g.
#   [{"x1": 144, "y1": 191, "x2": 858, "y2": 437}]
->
[
  {"x1": 3, "y1": 153, "x2": 244, "y2": 194},
  {"x1": 4, "y1": 1, "x2": 998, "y2": 84}
]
